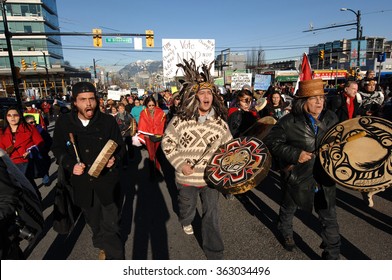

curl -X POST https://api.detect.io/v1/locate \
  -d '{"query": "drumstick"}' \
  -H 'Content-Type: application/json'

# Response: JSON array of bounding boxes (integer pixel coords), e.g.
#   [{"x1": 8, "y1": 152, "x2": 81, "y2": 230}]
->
[
  {"x1": 283, "y1": 131, "x2": 367, "y2": 174},
  {"x1": 191, "y1": 143, "x2": 212, "y2": 169},
  {"x1": 69, "y1": 132, "x2": 81, "y2": 164},
  {"x1": 320, "y1": 131, "x2": 367, "y2": 152}
]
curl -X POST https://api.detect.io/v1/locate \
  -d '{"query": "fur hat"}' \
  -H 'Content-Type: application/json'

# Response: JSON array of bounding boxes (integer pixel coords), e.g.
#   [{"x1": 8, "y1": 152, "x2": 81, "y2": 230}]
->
[
  {"x1": 176, "y1": 59, "x2": 218, "y2": 96},
  {"x1": 296, "y1": 79, "x2": 325, "y2": 98},
  {"x1": 175, "y1": 59, "x2": 227, "y2": 121}
]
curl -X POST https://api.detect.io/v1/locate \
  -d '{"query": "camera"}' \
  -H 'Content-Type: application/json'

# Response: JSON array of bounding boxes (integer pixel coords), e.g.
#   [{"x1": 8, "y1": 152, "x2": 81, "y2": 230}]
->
[
  {"x1": 14, "y1": 215, "x2": 35, "y2": 242},
  {"x1": 7, "y1": 212, "x2": 36, "y2": 242}
]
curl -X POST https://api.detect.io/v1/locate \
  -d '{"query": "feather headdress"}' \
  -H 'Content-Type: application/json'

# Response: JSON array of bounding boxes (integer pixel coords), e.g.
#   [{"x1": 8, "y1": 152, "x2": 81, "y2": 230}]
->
[{"x1": 175, "y1": 59, "x2": 227, "y2": 121}]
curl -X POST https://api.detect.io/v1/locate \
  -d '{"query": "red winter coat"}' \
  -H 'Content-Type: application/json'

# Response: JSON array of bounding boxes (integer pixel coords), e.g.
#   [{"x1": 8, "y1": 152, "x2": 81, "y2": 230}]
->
[
  {"x1": 0, "y1": 123, "x2": 44, "y2": 164},
  {"x1": 137, "y1": 107, "x2": 166, "y2": 144},
  {"x1": 41, "y1": 102, "x2": 51, "y2": 114}
]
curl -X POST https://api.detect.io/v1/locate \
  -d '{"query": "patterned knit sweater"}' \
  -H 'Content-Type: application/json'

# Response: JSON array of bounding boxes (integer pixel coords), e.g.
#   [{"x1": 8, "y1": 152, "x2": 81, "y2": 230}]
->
[{"x1": 162, "y1": 114, "x2": 232, "y2": 187}]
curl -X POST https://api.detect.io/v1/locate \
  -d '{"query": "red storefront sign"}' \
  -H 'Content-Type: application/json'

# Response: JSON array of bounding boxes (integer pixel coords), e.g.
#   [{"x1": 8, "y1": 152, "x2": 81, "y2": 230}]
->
[{"x1": 313, "y1": 70, "x2": 348, "y2": 80}]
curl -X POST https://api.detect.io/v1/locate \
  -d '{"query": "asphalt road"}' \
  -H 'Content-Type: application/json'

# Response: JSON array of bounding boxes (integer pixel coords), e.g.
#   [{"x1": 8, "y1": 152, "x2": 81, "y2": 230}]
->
[{"x1": 20, "y1": 124, "x2": 392, "y2": 260}]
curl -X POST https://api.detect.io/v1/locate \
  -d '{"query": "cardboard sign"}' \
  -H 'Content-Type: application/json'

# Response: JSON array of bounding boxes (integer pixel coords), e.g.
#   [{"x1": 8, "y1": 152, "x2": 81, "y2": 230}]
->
[{"x1": 162, "y1": 39, "x2": 215, "y2": 78}]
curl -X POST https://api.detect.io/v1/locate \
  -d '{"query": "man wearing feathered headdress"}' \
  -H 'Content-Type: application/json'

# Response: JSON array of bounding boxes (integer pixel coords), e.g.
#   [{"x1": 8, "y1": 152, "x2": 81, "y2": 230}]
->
[{"x1": 162, "y1": 59, "x2": 232, "y2": 260}]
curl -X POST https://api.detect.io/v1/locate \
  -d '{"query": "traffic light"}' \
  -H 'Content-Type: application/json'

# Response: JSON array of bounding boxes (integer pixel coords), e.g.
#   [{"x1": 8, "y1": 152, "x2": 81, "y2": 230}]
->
[
  {"x1": 145, "y1": 30, "x2": 154, "y2": 48},
  {"x1": 21, "y1": 59, "x2": 27, "y2": 71},
  {"x1": 318, "y1": 50, "x2": 325, "y2": 60},
  {"x1": 32, "y1": 61, "x2": 37, "y2": 70},
  {"x1": 93, "y1": 28, "x2": 102, "y2": 47}
]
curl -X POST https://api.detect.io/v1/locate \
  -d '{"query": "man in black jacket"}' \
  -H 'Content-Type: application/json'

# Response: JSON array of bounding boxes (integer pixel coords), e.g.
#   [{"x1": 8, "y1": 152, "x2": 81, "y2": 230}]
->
[
  {"x1": 52, "y1": 82, "x2": 125, "y2": 260},
  {"x1": 264, "y1": 79, "x2": 340, "y2": 260}
]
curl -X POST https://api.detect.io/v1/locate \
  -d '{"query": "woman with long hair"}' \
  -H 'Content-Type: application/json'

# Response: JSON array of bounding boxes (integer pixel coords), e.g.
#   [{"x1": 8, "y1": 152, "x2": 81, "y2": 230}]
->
[
  {"x1": 260, "y1": 91, "x2": 290, "y2": 120},
  {"x1": 137, "y1": 96, "x2": 166, "y2": 177},
  {"x1": 227, "y1": 89, "x2": 259, "y2": 138},
  {"x1": 0, "y1": 106, "x2": 44, "y2": 197}
]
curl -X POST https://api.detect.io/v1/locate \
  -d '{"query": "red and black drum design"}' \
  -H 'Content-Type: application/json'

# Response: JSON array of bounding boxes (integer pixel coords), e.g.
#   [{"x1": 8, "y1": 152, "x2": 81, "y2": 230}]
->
[
  {"x1": 319, "y1": 116, "x2": 391, "y2": 192},
  {"x1": 205, "y1": 137, "x2": 271, "y2": 194}
]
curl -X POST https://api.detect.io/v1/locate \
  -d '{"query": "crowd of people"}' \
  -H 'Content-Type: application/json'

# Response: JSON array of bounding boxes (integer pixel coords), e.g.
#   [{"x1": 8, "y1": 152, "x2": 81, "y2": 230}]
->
[{"x1": 0, "y1": 62, "x2": 391, "y2": 260}]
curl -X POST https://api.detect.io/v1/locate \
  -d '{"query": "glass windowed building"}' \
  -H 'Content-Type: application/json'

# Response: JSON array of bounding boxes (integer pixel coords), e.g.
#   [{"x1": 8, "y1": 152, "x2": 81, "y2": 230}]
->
[
  {"x1": 1, "y1": 0, "x2": 90, "y2": 98},
  {"x1": 0, "y1": 0, "x2": 64, "y2": 70}
]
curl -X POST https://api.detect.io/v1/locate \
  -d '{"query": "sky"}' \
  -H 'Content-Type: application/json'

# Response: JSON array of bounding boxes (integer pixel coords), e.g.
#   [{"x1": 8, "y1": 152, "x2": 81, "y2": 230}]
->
[{"x1": 56, "y1": 0, "x2": 392, "y2": 70}]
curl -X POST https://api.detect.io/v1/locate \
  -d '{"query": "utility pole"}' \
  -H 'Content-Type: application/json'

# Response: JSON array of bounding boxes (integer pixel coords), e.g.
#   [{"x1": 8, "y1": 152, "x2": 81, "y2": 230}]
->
[
  {"x1": 340, "y1": 8, "x2": 362, "y2": 69},
  {"x1": 1, "y1": 0, "x2": 23, "y2": 110},
  {"x1": 93, "y1": 58, "x2": 97, "y2": 80},
  {"x1": 41, "y1": 51, "x2": 50, "y2": 97}
]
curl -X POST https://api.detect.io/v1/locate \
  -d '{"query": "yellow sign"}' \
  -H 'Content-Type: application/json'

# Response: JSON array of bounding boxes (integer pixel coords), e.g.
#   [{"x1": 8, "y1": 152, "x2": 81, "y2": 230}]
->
[{"x1": 23, "y1": 112, "x2": 40, "y2": 124}]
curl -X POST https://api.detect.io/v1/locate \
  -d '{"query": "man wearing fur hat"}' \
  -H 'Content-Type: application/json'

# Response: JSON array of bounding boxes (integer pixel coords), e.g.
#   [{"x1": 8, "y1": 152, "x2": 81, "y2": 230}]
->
[
  {"x1": 264, "y1": 79, "x2": 341, "y2": 259},
  {"x1": 162, "y1": 59, "x2": 232, "y2": 260}
]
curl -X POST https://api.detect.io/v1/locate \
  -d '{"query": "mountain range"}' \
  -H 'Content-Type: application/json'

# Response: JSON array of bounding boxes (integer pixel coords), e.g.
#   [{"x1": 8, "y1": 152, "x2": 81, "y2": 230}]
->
[{"x1": 118, "y1": 60, "x2": 163, "y2": 76}]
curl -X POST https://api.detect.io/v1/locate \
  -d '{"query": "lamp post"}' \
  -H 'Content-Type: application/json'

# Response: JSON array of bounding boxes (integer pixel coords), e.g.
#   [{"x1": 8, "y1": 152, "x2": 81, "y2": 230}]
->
[
  {"x1": 340, "y1": 8, "x2": 362, "y2": 69},
  {"x1": 93, "y1": 58, "x2": 98, "y2": 80},
  {"x1": 93, "y1": 59, "x2": 102, "y2": 79},
  {"x1": 41, "y1": 51, "x2": 50, "y2": 97}
]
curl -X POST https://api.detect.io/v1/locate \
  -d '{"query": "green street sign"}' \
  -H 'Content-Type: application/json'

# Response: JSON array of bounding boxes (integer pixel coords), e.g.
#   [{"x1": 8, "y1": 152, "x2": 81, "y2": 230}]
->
[{"x1": 105, "y1": 37, "x2": 132, "y2": 43}]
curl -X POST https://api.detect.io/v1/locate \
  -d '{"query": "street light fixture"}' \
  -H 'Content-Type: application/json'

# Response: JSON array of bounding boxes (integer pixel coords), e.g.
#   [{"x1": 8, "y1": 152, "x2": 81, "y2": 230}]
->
[{"x1": 340, "y1": 8, "x2": 362, "y2": 69}]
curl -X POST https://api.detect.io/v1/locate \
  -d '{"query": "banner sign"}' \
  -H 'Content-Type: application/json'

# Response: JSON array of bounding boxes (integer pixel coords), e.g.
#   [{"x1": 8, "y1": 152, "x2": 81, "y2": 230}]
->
[
  {"x1": 231, "y1": 73, "x2": 252, "y2": 90},
  {"x1": 107, "y1": 89, "x2": 131, "y2": 101},
  {"x1": 313, "y1": 70, "x2": 348, "y2": 80},
  {"x1": 254, "y1": 74, "x2": 271, "y2": 90},
  {"x1": 350, "y1": 40, "x2": 367, "y2": 67},
  {"x1": 162, "y1": 39, "x2": 215, "y2": 78}
]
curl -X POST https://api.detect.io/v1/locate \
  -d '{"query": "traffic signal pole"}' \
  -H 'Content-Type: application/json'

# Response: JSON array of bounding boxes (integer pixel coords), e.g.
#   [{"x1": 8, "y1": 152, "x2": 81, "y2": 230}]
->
[{"x1": 1, "y1": 0, "x2": 23, "y2": 110}]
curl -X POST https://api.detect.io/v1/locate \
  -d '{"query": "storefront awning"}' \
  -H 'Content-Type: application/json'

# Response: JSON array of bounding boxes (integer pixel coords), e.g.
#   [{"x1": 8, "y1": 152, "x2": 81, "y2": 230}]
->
[{"x1": 275, "y1": 75, "x2": 298, "y2": 82}]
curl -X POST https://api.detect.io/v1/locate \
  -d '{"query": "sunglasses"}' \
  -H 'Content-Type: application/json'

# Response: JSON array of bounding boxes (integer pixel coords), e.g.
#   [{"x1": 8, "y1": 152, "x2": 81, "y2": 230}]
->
[
  {"x1": 239, "y1": 98, "x2": 252, "y2": 104},
  {"x1": 7, "y1": 114, "x2": 20, "y2": 117},
  {"x1": 28, "y1": 121, "x2": 36, "y2": 124}
]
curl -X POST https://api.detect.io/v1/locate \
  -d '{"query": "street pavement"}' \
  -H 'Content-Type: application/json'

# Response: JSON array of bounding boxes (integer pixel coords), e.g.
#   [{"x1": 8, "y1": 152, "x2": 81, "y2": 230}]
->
[{"x1": 21, "y1": 123, "x2": 392, "y2": 260}]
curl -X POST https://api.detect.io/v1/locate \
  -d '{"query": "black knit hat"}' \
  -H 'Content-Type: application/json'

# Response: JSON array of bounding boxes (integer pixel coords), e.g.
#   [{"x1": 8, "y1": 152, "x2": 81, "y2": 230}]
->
[{"x1": 72, "y1": 82, "x2": 96, "y2": 98}]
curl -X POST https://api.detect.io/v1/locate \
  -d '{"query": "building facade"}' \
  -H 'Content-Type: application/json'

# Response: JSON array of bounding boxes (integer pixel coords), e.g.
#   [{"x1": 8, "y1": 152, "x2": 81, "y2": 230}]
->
[{"x1": 0, "y1": 0, "x2": 89, "y2": 98}]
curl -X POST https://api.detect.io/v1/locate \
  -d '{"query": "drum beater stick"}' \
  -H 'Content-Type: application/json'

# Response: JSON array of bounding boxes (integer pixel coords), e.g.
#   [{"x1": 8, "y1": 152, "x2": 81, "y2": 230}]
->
[
  {"x1": 69, "y1": 132, "x2": 81, "y2": 164},
  {"x1": 191, "y1": 142, "x2": 212, "y2": 169},
  {"x1": 283, "y1": 131, "x2": 367, "y2": 173},
  {"x1": 320, "y1": 131, "x2": 367, "y2": 152}
]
